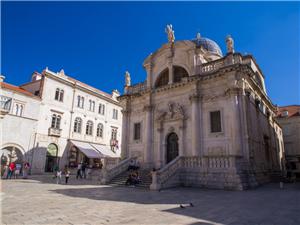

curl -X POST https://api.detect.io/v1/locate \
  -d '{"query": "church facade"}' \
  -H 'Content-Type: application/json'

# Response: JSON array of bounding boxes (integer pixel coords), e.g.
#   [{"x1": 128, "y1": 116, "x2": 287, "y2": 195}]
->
[{"x1": 118, "y1": 26, "x2": 285, "y2": 190}]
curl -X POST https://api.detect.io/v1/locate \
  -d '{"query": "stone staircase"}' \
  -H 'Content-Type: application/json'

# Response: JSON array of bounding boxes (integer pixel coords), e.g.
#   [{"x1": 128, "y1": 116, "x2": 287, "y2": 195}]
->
[{"x1": 109, "y1": 169, "x2": 152, "y2": 188}]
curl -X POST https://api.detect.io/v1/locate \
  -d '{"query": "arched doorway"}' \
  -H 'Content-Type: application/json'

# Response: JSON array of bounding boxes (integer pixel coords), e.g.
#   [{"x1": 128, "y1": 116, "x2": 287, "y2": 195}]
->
[
  {"x1": 45, "y1": 143, "x2": 59, "y2": 172},
  {"x1": 0, "y1": 146, "x2": 23, "y2": 177},
  {"x1": 166, "y1": 132, "x2": 179, "y2": 164}
]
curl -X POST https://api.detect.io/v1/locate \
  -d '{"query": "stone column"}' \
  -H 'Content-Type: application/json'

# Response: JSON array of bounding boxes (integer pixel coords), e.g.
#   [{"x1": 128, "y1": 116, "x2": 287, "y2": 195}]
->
[
  {"x1": 179, "y1": 119, "x2": 185, "y2": 156},
  {"x1": 145, "y1": 57, "x2": 153, "y2": 89},
  {"x1": 121, "y1": 109, "x2": 130, "y2": 159},
  {"x1": 168, "y1": 62, "x2": 173, "y2": 85},
  {"x1": 157, "y1": 121, "x2": 164, "y2": 168},
  {"x1": 144, "y1": 105, "x2": 153, "y2": 168},
  {"x1": 189, "y1": 94, "x2": 200, "y2": 156}
]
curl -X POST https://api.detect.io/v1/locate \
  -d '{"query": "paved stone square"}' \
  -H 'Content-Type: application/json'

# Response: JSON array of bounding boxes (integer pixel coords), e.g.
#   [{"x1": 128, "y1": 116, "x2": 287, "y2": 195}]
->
[{"x1": 1, "y1": 175, "x2": 300, "y2": 225}]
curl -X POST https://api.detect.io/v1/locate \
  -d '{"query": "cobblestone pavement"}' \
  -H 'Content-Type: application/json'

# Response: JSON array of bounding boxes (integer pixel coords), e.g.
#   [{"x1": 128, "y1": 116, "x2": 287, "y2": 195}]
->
[{"x1": 1, "y1": 175, "x2": 300, "y2": 225}]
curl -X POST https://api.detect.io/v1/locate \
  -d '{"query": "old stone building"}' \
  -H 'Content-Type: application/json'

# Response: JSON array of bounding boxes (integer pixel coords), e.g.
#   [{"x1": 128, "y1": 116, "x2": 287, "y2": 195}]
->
[
  {"x1": 276, "y1": 105, "x2": 300, "y2": 177},
  {"x1": 112, "y1": 26, "x2": 284, "y2": 190}
]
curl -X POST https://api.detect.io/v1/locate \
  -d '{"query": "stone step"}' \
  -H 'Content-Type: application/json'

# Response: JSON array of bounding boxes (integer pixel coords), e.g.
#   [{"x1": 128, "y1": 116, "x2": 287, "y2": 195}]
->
[{"x1": 109, "y1": 169, "x2": 152, "y2": 189}]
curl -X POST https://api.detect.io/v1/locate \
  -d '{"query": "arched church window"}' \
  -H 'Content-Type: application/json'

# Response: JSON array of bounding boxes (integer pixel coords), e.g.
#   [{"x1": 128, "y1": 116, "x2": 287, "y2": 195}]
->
[
  {"x1": 155, "y1": 68, "x2": 169, "y2": 88},
  {"x1": 173, "y1": 66, "x2": 188, "y2": 83}
]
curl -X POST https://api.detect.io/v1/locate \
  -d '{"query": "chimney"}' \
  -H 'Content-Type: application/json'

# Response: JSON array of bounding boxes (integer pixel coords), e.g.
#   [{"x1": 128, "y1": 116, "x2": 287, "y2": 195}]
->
[
  {"x1": 112, "y1": 89, "x2": 120, "y2": 100},
  {"x1": 0, "y1": 75, "x2": 5, "y2": 82}
]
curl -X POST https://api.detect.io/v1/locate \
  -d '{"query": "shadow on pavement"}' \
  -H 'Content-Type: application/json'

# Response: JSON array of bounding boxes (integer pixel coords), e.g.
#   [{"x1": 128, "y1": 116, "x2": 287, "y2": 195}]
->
[{"x1": 49, "y1": 183, "x2": 300, "y2": 225}]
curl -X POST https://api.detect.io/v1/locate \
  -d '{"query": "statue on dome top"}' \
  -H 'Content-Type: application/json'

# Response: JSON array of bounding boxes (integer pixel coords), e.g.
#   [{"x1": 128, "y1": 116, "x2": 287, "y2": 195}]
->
[
  {"x1": 226, "y1": 35, "x2": 234, "y2": 54},
  {"x1": 165, "y1": 24, "x2": 175, "y2": 43},
  {"x1": 125, "y1": 71, "x2": 131, "y2": 87}
]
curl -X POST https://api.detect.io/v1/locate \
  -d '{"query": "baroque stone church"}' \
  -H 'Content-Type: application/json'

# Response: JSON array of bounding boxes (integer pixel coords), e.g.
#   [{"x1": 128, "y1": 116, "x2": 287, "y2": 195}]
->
[{"x1": 117, "y1": 25, "x2": 285, "y2": 190}]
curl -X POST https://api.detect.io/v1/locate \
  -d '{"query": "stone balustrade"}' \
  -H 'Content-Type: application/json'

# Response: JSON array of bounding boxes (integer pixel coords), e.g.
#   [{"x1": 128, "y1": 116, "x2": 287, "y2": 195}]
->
[
  {"x1": 99, "y1": 157, "x2": 136, "y2": 184},
  {"x1": 150, "y1": 155, "x2": 239, "y2": 190},
  {"x1": 126, "y1": 82, "x2": 147, "y2": 95}
]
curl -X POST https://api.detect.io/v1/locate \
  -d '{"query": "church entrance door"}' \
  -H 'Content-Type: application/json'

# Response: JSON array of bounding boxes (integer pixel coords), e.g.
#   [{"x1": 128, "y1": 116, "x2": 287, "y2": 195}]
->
[{"x1": 166, "y1": 132, "x2": 179, "y2": 164}]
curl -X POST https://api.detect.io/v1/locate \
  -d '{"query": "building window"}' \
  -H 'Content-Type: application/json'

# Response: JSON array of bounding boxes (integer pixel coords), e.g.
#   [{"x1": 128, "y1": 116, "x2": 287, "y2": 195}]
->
[
  {"x1": 97, "y1": 123, "x2": 104, "y2": 137},
  {"x1": 134, "y1": 123, "x2": 141, "y2": 140},
  {"x1": 173, "y1": 66, "x2": 188, "y2": 83},
  {"x1": 112, "y1": 109, "x2": 118, "y2": 120},
  {"x1": 86, "y1": 120, "x2": 93, "y2": 135},
  {"x1": 89, "y1": 100, "x2": 95, "y2": 112},
  {"x1": 55, "y1": 88, "x2": 64, "y2": 102},
  {"x1": 74, "y1": 117, "x2": 82, "y2": 133},
  {"x1": 155, "y1": 68, "x2": 169, "y2": 88},
  {"x1": 77, "y1": 96, "x2": 85, "y2": 108},
  {"x1": 51, "y1": 114, "x2": 61, "y2": 129},
  {"x1": 15, "y1": 104, "x2": 18, "y2": 115},
  {"x1": 210, "y1": 111, "x2": 222, "y2": 133},
  {"x1": 14, "y1": 103, "x2": 24, "y2": 117},
  {"x1": 98, "y1": 104, "x2": 105, "y2": 115},
  {"x1": 111, "y1": 127, "x2": 117, "y2": 140}
]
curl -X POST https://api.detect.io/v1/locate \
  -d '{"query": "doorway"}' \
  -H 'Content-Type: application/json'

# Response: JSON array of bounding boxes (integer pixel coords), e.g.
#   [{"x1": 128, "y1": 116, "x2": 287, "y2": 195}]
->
[
  {"x1": 45, "y1": 143, "x2": 59, "y2": 172},
  {"x1": 166, "y1": 132, "x2": 179, "y2": 164}
]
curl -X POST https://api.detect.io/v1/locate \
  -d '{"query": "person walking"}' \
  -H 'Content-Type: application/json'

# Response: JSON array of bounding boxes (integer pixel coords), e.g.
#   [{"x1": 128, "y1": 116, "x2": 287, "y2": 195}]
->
[
  {"x1": 76, "y1": 162, "x2": 82, "y2": 179},
  {"x1": 64, "y1": 167, "x2": 70, "y2": 184},
  {"x1": 7, "y1": 161, "x2": 16, "y2": 179},
  {"x1": 23, "y1": 162, "x2": 30, "y2": 179},
  {"x1": 56, "y1": 170, "x2": 62, "y2": 184},
  {"x1": 14, "y1": 163, "x2": 22, "y2": 179},
  {"x1": 81, "y1": 163, "x2": 86, "y2": 179}
]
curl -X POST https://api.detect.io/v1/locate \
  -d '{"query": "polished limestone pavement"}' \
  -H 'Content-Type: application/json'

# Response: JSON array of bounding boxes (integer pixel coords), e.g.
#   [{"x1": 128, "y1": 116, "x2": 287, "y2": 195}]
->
[{"x1": 1, "y1": 175, "x2": 300, "y2": 225}]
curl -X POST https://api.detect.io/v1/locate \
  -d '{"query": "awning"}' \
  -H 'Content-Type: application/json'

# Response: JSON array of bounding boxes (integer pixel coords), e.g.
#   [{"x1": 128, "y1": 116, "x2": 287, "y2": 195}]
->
[
  {"x1": 91, "y1": 143, "x2": 118, "y2": 158},
  {"x1": 70, "y1": 140, "x2": 101, "y2": 159}
]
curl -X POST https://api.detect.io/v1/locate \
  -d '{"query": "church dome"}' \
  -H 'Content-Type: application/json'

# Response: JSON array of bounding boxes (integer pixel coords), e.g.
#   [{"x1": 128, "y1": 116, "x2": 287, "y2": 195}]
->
[{"x1": 192, "y1": 37, "x2": 223, "y2": 57}]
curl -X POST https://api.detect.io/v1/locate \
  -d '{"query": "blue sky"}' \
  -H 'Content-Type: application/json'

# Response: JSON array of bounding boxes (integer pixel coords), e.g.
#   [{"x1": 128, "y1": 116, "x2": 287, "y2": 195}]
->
[{"x1": 1, "y1": 2, "x2": 299, "y2": 106}]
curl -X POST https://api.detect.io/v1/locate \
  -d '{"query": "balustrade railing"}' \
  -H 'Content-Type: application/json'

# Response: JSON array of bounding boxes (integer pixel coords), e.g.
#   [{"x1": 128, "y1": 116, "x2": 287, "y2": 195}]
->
[
  {"x1": 151, "y1": 155, "x2": 238, "y2": 190},
  {"x1": 126, "y1": 82, "x2": 147, "y2": 95},
  {"x1": 99, "y1": 157, "x2": 136, "y2": 184}
]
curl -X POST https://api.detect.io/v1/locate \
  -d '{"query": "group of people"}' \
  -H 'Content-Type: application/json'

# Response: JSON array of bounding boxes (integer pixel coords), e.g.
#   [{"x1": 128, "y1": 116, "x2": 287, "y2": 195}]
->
[
  {"x1": 125, "y1": 159, "x2": 141, "y2": 186},
  {"x1": 76, "y1": 162, "x2": 92, "y2": 179},
  {"x1": 2, "y1": 161, "x2": 30, "y2": 179},
  {"x1": 53, "y1": 165, "x2": 71, "y2": 184}
]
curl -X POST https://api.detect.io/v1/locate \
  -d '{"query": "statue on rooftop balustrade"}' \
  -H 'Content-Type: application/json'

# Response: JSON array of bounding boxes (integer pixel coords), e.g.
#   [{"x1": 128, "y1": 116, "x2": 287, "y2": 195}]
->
[
  {"x1": 125, "y1": 71, "x2": 131, "y2": 87},
  {"x1": 165, "y1": 24, "x2": 175, "y2": 43},
  {"x1": 226, "y1": 35, "x2": 234, "y2": 54}
]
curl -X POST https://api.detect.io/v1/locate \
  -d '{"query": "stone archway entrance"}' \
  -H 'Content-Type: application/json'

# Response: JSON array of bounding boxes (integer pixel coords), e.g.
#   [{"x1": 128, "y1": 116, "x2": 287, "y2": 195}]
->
[
  {"x1": 45, "y1": 143, "x2": 59, "y2": 172},
  {"x1": 0, "y1": 146, "x2": 24, "y2": 176},
  {"x1": 166, "y1": 132, "x2": 179, "y2": 164}
]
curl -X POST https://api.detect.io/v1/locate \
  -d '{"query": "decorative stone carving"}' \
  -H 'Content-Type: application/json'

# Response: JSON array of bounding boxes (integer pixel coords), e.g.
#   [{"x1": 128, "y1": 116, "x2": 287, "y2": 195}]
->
[
  {"x1": 226, "y1": 35, "x2": 234, "y2": 54},
  {"x1": 155, "y1": 102, "x2": 186, "y2": 122},
  {"x1": 168, "y1": 126, "x2": 175, "y2": 133},
  {"x1": 165, "y1": 24, "x2": 175, "y2": 43}
]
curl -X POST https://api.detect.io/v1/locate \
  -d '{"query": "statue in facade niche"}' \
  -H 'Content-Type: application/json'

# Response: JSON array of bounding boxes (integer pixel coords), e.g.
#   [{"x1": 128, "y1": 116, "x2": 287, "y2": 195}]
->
[
  {"x1": 165, "y1": 24, "x2": 175, "y2": 43},
  {"x1": 125, "y1": 71, "x2": 131, "y2": 87},
  {"x1": 226, "y1": 35, "x2": 234, "y2": 53}
]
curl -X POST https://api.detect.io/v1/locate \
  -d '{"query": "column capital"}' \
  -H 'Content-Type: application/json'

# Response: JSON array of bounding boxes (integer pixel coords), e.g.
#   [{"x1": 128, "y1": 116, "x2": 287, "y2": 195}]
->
[
  {"x1": 121, "y1": 109, "x2": 131, "y2": 115},
  {"x1": 189, "y1": 94, "x2": 202, "y2": 102},
  {"x1": 143, "y1": 104, "x2": 154, "y2": 112}
]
